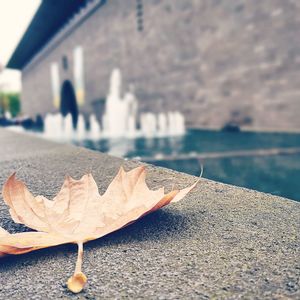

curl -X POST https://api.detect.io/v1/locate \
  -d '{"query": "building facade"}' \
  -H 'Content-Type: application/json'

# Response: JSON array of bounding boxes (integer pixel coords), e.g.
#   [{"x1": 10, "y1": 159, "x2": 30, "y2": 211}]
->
[{"x1": 8, "y1": 0, "x2": 300, "y2": 130}]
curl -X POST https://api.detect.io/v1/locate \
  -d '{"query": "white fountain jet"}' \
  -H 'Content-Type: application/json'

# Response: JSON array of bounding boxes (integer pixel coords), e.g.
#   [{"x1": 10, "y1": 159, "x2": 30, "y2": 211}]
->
[
  {"x1": 42, "y1": 69, "x2": 186, "y2": 142},
  {"x1": 77, "y1": 114, "x2": 86, "y2": 140},
  {"x1": 103, "y1": 69, "x2": 138, "y2": 138},
  {"x1": 124, "y1": 86, "x2": 138, "y2": 138},
  {"x1": 167, "y1": 111, "x2": 185, "y2": 136},
  {"x1": 44, "y1": 113, "x2": 64, "y2": 139},
  {"x1": 140, "y1": 112, "x2": 157, "y2": 137},
  {"x1": 157, "y1": 113, "x2": 168, "y2": 137},
  {"x1": 63, "y1": 114, "x2": 74, "y2": 140},
  {"x1": 89, "y1": 114, "x2": 101, "y2": 140},
  {"x1": 174, "y1": 111, "x2": 185, "y2": 135},
  {"x1": 103, "y1": 69, "x2": 126, "y2": 137}
]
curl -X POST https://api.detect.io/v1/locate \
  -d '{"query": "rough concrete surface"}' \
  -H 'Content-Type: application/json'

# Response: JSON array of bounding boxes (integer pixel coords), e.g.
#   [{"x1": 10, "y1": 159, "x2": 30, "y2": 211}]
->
[{"x1": 0, "y1": 129, "x2": 299, "y2": 299}]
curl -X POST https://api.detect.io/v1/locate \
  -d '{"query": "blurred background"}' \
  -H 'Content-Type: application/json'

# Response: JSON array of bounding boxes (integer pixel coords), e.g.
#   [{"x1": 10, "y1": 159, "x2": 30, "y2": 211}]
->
[{"x1": 1, "y1": 0, "x2": 300, "y2": 201}]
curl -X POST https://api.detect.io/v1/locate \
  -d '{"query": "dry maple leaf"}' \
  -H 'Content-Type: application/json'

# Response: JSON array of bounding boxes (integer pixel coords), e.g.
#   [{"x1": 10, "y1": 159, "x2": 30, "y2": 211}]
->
[{"x1": 0, "y1": 166, "x2": 197, "y2": 293}]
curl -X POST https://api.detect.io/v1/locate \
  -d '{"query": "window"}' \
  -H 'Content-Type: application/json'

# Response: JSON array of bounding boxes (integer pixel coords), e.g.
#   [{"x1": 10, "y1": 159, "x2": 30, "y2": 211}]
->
[
  {"x1": 136, "y1": 0, "x2": 144, "y2": 31},
  {"x1": 62, "y1": 55, "x2": 68, "y2": 70}
]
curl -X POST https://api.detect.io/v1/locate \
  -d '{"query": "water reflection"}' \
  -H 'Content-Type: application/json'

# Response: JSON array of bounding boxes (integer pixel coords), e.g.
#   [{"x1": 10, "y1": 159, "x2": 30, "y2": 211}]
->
[
  {"x1": 154, "y1": 155, "x2": 300, "y2": 201},
  {"x1": 75, "y1": 129, "x2": 300, "y2": 201}
]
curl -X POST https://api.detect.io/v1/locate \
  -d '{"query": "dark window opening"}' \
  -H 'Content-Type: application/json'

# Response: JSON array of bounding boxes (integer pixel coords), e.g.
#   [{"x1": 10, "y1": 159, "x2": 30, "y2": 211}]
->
[
  {"x1": 136, "y1": 0, "x2": 144, "y2": 31},
  {"x1": 62, "y1": 55, "x2": 68, "y2": 70},
  {"x1": 60, "y1": 80, "x2": 78, "y2": 128}
]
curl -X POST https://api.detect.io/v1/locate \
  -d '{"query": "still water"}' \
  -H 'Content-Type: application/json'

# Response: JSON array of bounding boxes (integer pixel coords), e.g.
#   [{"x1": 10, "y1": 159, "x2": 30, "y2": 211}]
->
[{"x1": 75, "y1": 130, "x2": 300, "y2": 202}]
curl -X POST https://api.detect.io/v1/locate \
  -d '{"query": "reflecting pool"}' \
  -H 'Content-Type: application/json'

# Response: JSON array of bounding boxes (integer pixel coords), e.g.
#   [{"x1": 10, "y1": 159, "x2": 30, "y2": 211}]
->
[{"x1": 75, "y1": 129, "x2": 300, "y2": 201}]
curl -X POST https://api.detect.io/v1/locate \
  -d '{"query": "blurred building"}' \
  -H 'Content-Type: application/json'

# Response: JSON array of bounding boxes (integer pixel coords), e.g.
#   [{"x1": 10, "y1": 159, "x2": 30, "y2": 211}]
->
[{"x1": 7, "y1": 0, "x2": 300, "y2": 130}]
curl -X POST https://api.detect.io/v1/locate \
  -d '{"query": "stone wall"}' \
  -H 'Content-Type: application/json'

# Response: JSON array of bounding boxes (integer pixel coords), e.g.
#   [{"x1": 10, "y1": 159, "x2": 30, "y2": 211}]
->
[{"x1": 21, "y1": 0, "x2": 300, "y2": 130}]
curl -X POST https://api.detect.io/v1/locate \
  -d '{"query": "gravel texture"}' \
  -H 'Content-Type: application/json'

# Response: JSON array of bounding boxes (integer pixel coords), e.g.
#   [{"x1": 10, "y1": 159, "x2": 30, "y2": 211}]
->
[{"x1": 0, "y1": 129, "x2": 299, "y2": 299}]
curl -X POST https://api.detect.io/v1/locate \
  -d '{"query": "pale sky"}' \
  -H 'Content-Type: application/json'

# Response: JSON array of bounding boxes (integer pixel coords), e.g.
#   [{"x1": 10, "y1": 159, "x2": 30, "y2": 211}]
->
[{"x1": 0, "y1": 0, "x2": 41, "y2": 91}]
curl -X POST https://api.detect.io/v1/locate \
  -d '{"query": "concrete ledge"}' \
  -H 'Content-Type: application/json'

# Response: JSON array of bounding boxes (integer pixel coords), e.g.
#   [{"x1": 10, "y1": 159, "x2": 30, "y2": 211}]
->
[{"x1": 0, "y1": 129, "x2": 299, "y2": 299}]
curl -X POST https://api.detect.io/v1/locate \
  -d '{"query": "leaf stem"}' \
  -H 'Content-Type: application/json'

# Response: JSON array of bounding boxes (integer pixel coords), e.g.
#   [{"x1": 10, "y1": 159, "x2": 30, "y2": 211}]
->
[
  {"x1": 75, "y1": 242, "x2": 83, "y2": 274},
  {"x1": 67, "y1": 242, "x2": 87, "y2": 293}
]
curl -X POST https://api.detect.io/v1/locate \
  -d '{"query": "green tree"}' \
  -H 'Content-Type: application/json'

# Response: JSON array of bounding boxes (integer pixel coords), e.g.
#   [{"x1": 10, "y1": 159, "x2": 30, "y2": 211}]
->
[
  {"x1": 0, "y1": 92, "x2": 21, "y2": 117},
  {"x1": 7, "y1": 93, "x2": 21, "y2": 117}
]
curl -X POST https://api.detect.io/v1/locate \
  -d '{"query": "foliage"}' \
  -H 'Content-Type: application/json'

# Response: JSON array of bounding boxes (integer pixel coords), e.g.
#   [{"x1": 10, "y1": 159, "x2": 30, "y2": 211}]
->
[{"x1": 0, "y1": 92, "x2": 21, "y2": 117}]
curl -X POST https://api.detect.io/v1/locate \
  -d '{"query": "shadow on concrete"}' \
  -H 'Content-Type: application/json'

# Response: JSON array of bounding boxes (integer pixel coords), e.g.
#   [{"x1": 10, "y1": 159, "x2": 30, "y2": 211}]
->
[
  {"x1": 0, "y1": 208, "x2": 191, "y2": 270},
  {"x1": 87, "y1": 208, "x2": 190, "y2": 249}
]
